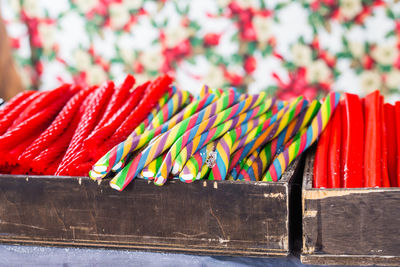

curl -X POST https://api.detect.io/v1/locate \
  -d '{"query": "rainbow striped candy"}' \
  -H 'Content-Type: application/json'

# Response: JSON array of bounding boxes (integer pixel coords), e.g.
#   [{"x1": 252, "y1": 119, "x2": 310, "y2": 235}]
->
[
  {"x1": 140, "y1": 153, "x2": 166, "y2": 180},
  {"x1": 172, "y1": 100, "x2": 276, "y2": 176},
  {"x1": 237, "y1": 100, "x2": 321, "y2": 181},
  {"x1": 212, "y1": 98, "x2": 308, "y2": 180},
  {"x1": 178, "y1": 151, "x2": 206, "y2": 183},
  {"x1": 264, "y1": 92, "x2": 340, "y2": 181},
  {"x1": 91, "y1": 93, "x2": 218, "y2": 178},
  {"x1": 145, "y1": 90, "x2": 191, "y2": 131},
  {"x1": 227, "y1": 98, "x2": 308, "y2": 176},
  {"x1": 109, "y1": 91, "x2": 238, "y2": 191},
  {"x1": 153, "y1": 93, "x2": 272, "y2": 186}
]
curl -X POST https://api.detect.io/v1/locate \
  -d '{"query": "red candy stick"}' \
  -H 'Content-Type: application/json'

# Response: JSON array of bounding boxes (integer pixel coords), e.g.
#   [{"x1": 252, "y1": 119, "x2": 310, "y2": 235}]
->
[
  {"x1": 340, "y1": 99, "x2": 347, "y2": 187},
  {"x1": 313, "y1": 105, "x2": 332, "y2": 188},
  {"x1": 108, "y1": 75, "x2": 172, "y2": 147},
  {"x1": 0, "y1": 91, "x2": 42, "y2": 135},
  {"x1": 364, "y1": 91, "x2": 381, "y2": 187},
  {"x1": 384, "y1": 103, "x2": 397, "y2": 187},
  {"x1": 31, "y1": 109, "x2": 83, "y2": 174},
  {"x1": 19, "y1": 86, "x2": 94, "y2": 165},
  {"x1": 380, "y1": 96, "x2": 390, "y2": 187},
  {"x1": 327, "y1": 101, "x2": 342, "y2": 188},
  {"x1": 343, "y1": 93, "x2": 364, "y2": 188},
  {"x1": 0, "y1": 91, "x2": 36, "y2": 118},
  {"x1": 92, "y1": 74, "x2": 135, "y2": 132},
  {"x1": 0, "y1": 91, "x2": 74, "y2": 151},
  {"x1": 56, "y1": 81, "x2": 115, "y2": 175},
  {"x1": 12, "y1": 84, "x2": 71, "y2": 127},
  {"x1": 84, "y1": 81, "x2": 149, "y2": 149},
  {"x1": 395, "y1": 102, "x2": 400, "y2": 187}
]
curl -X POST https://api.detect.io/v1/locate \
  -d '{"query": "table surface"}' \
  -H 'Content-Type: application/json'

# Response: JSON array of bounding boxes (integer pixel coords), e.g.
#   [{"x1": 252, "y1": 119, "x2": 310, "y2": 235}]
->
[{"x1": 0, "y1": 244, "x2": 386, "y2": 267}]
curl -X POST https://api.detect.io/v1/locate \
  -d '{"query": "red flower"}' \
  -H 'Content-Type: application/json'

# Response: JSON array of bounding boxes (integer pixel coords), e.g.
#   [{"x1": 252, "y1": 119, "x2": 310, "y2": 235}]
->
[
  {"x1": 204, "y1": 33, "x2": 221, "y2": 46},
  {"x1": 35, "y1": 61, "x2": 43, "y2": 76},
  {"x1": 363, "y1": 55, "x2": 374, "y2": 69},
  {"x1": 133, "y1": 61, "x2": 144, "y2": 73},
  {"x1": 9, "y1": 38, "x2": 20, "y2": 49},
  {"x1": 240, "y1": 22, "x2": 257, "y2": 41},
  {"x1": 224, "y1": 70, "x2": 243, "y2": 86},
  {"x1": 244, "y1": 56, "x2": 256, "y2": 74}
]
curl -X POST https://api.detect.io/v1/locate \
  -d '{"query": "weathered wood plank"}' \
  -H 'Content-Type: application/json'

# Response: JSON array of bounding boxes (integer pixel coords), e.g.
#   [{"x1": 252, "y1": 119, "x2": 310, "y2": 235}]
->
[
  {"x1": 0, "y1": 160, "x2": 301, "y2": 257},
  {"x1": 302, "y1": 149, "x2": 400, "y2": 265}
]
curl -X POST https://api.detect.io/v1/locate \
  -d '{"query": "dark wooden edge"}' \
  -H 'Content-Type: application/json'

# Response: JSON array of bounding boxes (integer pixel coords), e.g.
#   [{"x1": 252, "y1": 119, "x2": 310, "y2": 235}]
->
[
  {"x1": 301, "y1": 254, "x2": 400, "y2": 266},
  {"x1": 0, "y1": 160, "x2": 302, "y2": 257},
  {"x1": 301, "y1": 148, "x2": 400, "y2": 265}
]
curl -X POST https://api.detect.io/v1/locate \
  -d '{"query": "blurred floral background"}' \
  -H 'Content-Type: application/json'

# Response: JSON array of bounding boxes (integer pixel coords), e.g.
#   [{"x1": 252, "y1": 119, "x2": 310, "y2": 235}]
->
[{"x1": 1, "y1": 0, "x2": 400, "y2": 101}]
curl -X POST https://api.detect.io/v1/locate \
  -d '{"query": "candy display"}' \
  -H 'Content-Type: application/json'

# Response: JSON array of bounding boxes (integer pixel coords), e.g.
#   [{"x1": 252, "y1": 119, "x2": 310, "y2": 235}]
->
[
  {"x1": 0, "y1": 73, "x2": 355, "y2": 192},
  {"x1": 314, "y1": 90, "x2": 400, "y2": 188}
]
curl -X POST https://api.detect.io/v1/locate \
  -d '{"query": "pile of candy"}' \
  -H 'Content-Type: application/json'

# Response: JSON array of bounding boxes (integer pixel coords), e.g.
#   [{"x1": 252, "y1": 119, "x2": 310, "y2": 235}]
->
[
  {"x1": 90, "y1": 84, "x2": 339, "y2": 191},
  {"x1": 314, "y1": 90, "x2": 400, "y2": 188},
  {"x1": 0, "y1": 73, "x2": 341, "y2": 191},
  {"x1": 0, "y1": 75, "x2": 174, "y2": 176}
]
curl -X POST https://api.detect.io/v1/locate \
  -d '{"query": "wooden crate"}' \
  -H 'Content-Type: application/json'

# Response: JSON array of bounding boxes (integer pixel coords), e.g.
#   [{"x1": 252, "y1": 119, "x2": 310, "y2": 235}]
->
[
  {"x1": 0, "y1": 159, "x2": 303, "y2": 257},
  {"x1": 301, "y1": 150, "x2": 400, "y2": 266}
]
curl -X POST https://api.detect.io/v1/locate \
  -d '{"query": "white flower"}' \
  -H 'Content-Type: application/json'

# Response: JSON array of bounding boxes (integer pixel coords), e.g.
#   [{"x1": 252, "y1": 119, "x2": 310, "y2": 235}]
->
[
  {"x1": 134, "y1": 73, "x2": 151, "y2": 85},
  {"x1": 119, "y1": 48, "x2": 135, "y2": 64},
  {"x1": 109, "y1": 3, "x2": 131, "y2": 29},
  {"x1": 217, "y1": 0, "x2": 230, "y2": 8},
  {"x1": 165, "y1": 25, "x2": 190, "y2": 48},
  {"x1": 140, "y1": 47, "x2": 163, "y2": 71},
  {"x1": 360, "y1": 70, "x2": 382, "y2": 94},
  {"x1": 291, "y1": 43, "x2": 313, "y2": 67},
  {"x1": 73, "y1": 50, "x2": 92, "y2": 71},
  {"x1": 340, "y1": 0, "x2": 362, "y2": 20},
  {"x1": 23, "y1": 0, "x2": 42, "y2": 17},
  {"x1": 236, "y1": 0, "x2": 259, "y2": 9},
  {"x1": 9, "y1": 0, "x2": 21, "y2": 12},
  {"x1": 385, "y1": 69, "x2": 400, "y2": 89},
  {"x1": 74, "y1": 0, "x2": 98, "y2": 13},
  {"x1": 86, "y1": 65, "x2": 107, "y2": 85},
  {"x1": 252, "y1": 15, "x2": 274, "y2": 44},
  {"x1": 306, "y1": 60, "x2": 331, "y2": 83},
  {"x1": 371, "y1": 43, "x2": 399, "y2": 66},
  {"x1": 204, "y1": 66, "x2": 225, "y2": 89},
  {"x1": 348, "y1": 41, "x2": 364, "y2": 58},
  {"x1": 122, "y1": 0, "x2": 143, "y2": 10},
  {"x1": 38, "y1": 23, "x2": 56, "y2": 54}
]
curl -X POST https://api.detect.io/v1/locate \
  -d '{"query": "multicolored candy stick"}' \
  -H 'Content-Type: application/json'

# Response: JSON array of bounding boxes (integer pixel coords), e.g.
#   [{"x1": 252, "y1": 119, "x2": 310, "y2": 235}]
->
[
  {"x1": 109, "y1": 91, "x2": 238, "y2": 190},
  {"x1": 131, "y1": 88, "x2": 176, "y2": 137},
  {"x1": 218, "y1": 98, "x2": 308, "y2": 180},
  {"x1": 153, "y1": 93, "x2": 271, "y2": 186},
  {"x1": 237, "y1": 148, "x2": 261, "y2": 181},
  {"x1": 178, "y1": 151, "x2": 206, "y2": 183},
  {"x1": 264, "y1": 92, "x2": 340, "y2": 182},
  {"x1": 231, "y1": 96, "x2": 304, "y2": 153},
  {"x1": 199, "y1": 85, "x2": 210, "y2": 98},
  {"x1": 145, "y1": 90, "x2": 191, "y2": 130},
  {"x1": 242, "y1": 103, "x2": 319, "y2": 183},
  {"x1": 91, "y1": 93, "x2": 218, "y2": 178},
  {"x1": 140, "y1": 153, "x2": 166, "y2": 180},
  {"x1": 172, "y1": 100, "x2": 276, "y2": 175}
]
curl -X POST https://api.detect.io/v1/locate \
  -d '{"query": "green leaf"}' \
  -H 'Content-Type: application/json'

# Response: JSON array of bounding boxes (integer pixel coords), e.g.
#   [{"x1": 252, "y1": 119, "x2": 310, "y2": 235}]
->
[
  {"x1": 283, "y1": 62, "x2": 296, "y2": 71},
  {"x1": 386, "y1": 9, "x2": 395, "y2": 20}
]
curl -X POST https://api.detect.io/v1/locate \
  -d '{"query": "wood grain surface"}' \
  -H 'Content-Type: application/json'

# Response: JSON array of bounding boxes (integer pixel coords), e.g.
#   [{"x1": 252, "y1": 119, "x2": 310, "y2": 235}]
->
[
  {"x1": 302, "y1": 149, "x2": 400, "y2": 266},
  {"x1": 0, "y1": 160, "x2": 302, "y2": 257}
]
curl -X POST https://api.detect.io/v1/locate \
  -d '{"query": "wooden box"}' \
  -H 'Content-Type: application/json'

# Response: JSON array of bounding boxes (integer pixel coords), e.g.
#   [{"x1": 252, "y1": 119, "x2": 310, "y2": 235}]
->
[
  {"x1": 301, "y1": 151, "x2": 400, "y2": 266},
  {"x1": 0, "y1": 159, "x2": 303, "y2": 257}
]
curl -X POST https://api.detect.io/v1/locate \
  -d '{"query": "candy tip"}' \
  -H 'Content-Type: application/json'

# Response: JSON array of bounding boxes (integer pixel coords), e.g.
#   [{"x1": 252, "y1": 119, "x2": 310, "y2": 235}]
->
[
  {"x1": 93, "y1": 165, "x2": 107, "y2": 173},
  {"x1": 109, "y1": 182, "x2": 122, "y2": 191}
]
